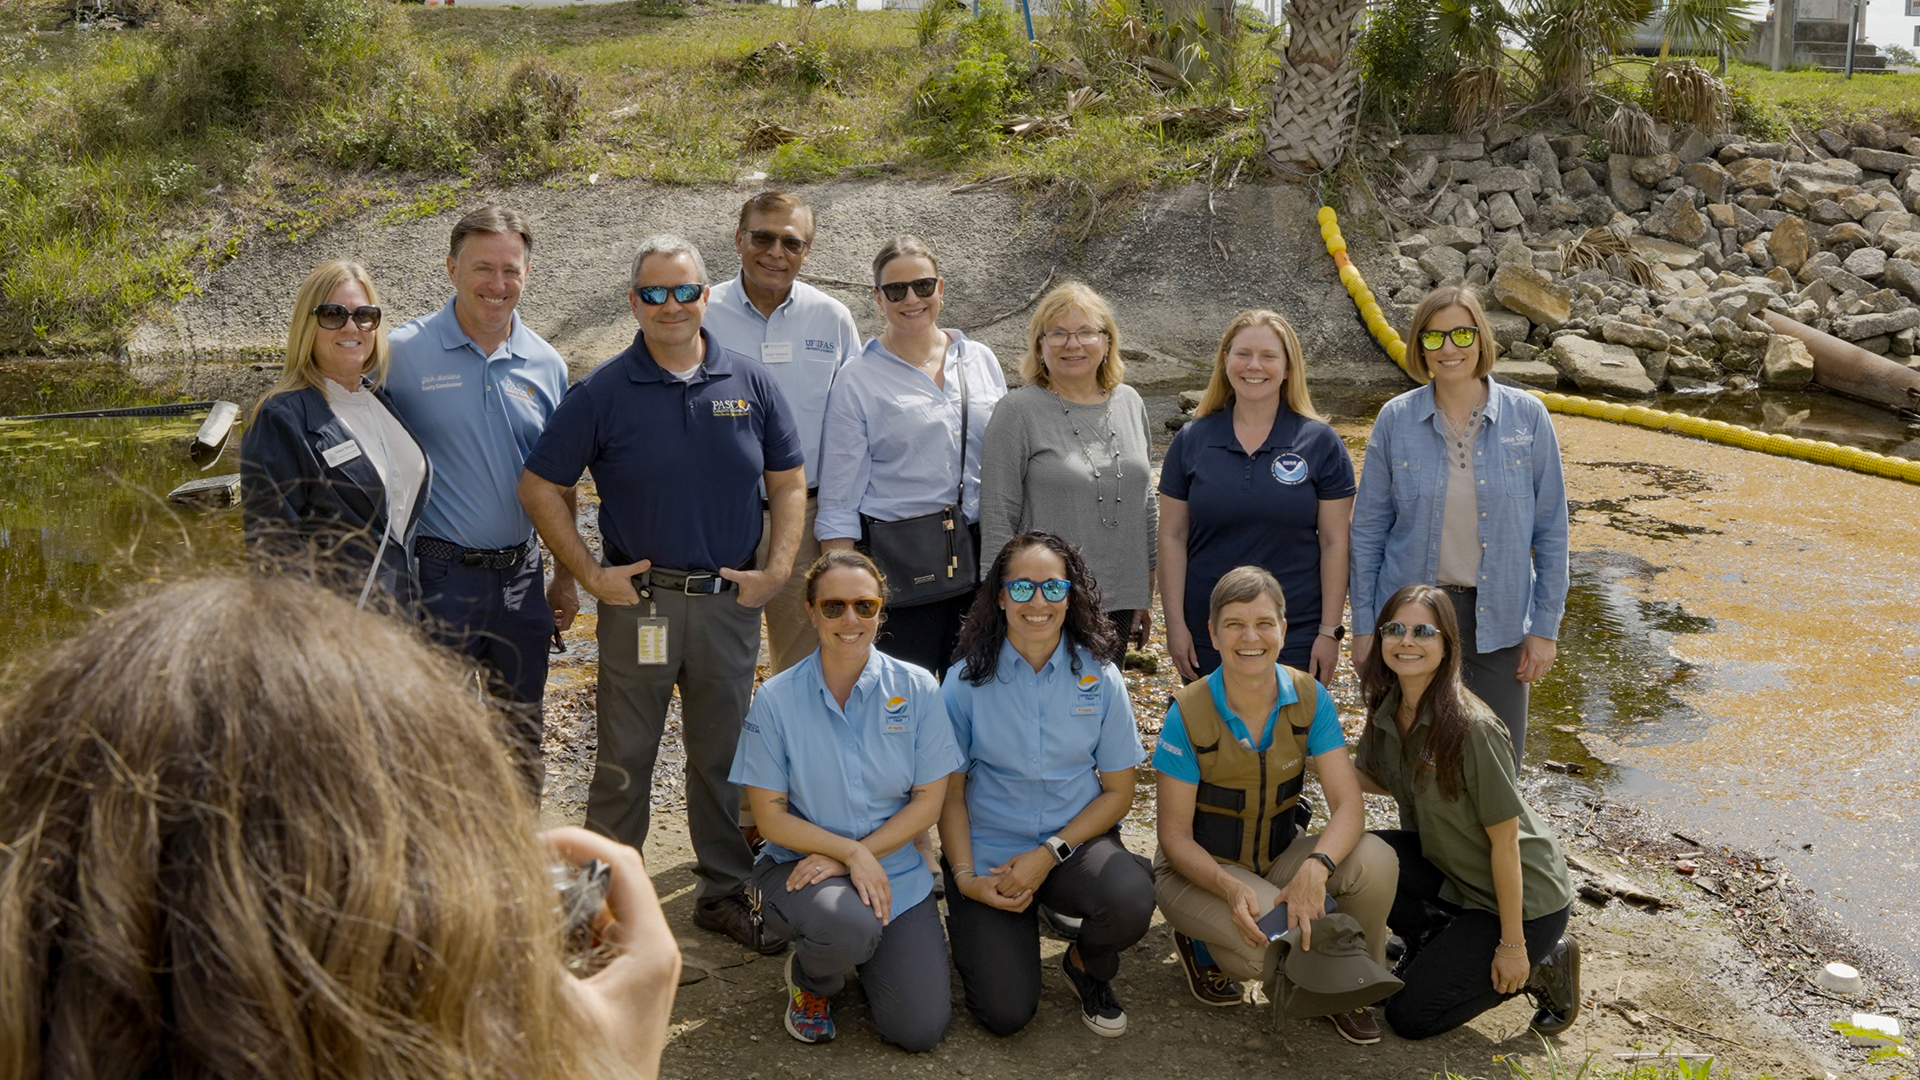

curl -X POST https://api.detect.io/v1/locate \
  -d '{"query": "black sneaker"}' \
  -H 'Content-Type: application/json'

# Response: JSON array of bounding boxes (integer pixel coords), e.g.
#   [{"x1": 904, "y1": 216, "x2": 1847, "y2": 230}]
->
[
  {"x1": 1060, "y1": 947, "x2": 1127, "y2": 1037},
  {"x1": 1525, "y1": 936, "x2": 1582, "y2": 1036},
  {"x1": 693, "y1": 890, "x2": 787, "y2": 955}
]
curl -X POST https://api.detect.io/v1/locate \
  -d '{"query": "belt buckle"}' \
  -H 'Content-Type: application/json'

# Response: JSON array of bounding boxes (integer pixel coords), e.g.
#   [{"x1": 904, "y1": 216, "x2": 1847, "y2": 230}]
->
[
  {"x1": 680, "y1": 571, "x2": 718, "y2": 595},
  {"x1": 460, "y1": 549, "x2": 488, "y2": 567}
]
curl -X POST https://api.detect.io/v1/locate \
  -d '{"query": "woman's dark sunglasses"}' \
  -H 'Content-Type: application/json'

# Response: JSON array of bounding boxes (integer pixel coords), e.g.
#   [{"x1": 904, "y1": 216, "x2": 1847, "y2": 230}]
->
[
  {"x1": 877, "y1": 277, "x2": 938, "y2": 303},
  {"x1": 815, "y1": 597, "x2": 883, "y2": 619},
  {"x1": 635, "y1": 283, "x2": 706, "y2": 306},
  {"x1": 1004, "y1": 578, "x2": 1071, "y2": 603},
  {"x1": 745, "y1": 229, "x2": 808, "y2": 255},
  {"x1": 1379, "y1": 621, "x2": 1441, "y2": 641},
  {"x1": 1418, "y1": 327, "x2": 1478, "y2": 351},
  {"x1": 313, "y1": 304, "x2": 382, "y2": 332}
]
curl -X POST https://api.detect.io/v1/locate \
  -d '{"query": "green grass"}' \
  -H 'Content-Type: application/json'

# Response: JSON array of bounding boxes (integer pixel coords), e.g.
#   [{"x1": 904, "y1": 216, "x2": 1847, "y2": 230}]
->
[
  {"x1": 1608, "y1": 57, "x2": 1920, "y2": 132},
  {"x1": 0, "y1": 0, "x2": 1272, "y2": 357}
]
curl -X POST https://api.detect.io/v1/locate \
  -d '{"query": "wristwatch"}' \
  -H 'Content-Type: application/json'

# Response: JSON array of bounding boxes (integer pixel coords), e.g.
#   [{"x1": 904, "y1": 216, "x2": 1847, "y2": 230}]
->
[
  {"x1": 1307, "y1": 851, "x2": 1338, "y2": 876},
  {"x1": 1044, "y1": 835, "x2": 1075, "y2": 863},
  {"x1": 1318, "y1": 624, "x2": 1346, "y2": 641}
]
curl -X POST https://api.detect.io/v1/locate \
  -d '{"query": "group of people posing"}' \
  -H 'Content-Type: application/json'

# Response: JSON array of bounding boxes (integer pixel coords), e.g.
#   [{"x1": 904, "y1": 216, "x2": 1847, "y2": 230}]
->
[{"x1": 231, "y1": 190, "x2": 1581, "y2": 1053}]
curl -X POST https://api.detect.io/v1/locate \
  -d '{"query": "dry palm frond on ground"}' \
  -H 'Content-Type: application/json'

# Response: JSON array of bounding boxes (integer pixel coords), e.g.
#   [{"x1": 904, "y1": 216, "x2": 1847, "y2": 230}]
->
[
  {"x1": 1560, "y1": 226, "x2": 1657, "y2": 289},
  {"x1": 1606, "y1": 101, "x2": 1662, "y2": 157}
]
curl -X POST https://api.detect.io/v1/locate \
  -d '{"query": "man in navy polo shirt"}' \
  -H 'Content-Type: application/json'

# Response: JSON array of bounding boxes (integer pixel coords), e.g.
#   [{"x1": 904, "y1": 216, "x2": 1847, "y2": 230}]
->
[
  {"x1": 387, "y1": 205, "x2": 575, "y2": 794},
  {"x1": 519, "y1": 234, "x2": 808, "y2": 953},
  {"x1": 705, "y1": 190, "x2": 861, "y2": 676}
]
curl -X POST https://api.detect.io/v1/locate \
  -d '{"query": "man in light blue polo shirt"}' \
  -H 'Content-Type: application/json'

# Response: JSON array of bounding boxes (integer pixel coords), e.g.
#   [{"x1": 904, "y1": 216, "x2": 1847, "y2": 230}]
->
[
  {"x1": 387, "y1": 205, "x2": 574, "y2": 794},
  {"x1": 705, "y1": 190, "x2": 862, "y2": 675}
]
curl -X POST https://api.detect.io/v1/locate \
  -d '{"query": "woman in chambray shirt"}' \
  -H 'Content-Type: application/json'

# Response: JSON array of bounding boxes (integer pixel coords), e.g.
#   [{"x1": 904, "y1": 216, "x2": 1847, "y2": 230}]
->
[
  {"x1": 937, "y1": 532, "x2": 1153, "y2": 1039},
  {"x1": 1348, "y1": 285, "x2": 1568, "y2": 759},
  {"x1": 730, "y1": 549, "x2": 962, "y2": 1051},
  {"x1": 816, "y1": 235, "x2": 1007, "y2": 677}
]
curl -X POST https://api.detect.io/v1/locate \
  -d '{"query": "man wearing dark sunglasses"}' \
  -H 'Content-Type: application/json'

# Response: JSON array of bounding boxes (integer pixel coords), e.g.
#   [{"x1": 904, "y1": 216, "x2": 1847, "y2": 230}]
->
[
  {"x1": 706, "y1": 192, "x2": 861, "y2": 678},
  {"x1": 386, "y1": 205, "x2": 573, "y2": 797},
  {"x1": 519, "y1": 233, "x2": 808, "y2": 956}
]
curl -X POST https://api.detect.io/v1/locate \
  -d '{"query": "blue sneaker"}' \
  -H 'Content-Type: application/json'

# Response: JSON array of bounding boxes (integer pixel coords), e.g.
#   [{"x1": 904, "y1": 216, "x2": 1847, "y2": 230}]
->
[{"x1": 783, "y1": 952, "x2": 835, "y2": 1044}]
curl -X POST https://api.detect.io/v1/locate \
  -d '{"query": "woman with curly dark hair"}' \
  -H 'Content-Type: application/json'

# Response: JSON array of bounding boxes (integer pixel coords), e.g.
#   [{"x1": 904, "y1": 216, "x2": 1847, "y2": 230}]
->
[
  {"x1": 936, "y1": 532, "x2": 1153, "y2": 1038},
  {"x1": 1353, "y1": 583, "x2": 1578, "y2": 1040}
]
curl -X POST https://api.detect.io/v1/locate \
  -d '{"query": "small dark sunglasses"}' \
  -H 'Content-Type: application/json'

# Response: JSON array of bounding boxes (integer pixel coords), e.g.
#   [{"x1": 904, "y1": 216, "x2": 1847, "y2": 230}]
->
[
  {"x1": 1418, "y1": 326, "x2": 1478, "y2": 351},
  {"x1": 745, "y1": 229, "x2": 808, "y2": 255},
  {"x1": 313, "y1": 304, "x2": 382, "y2": 332},
  {"x1": 635, "y1": 283, "x2": 705, "y2": 306},
  {"x1": 816, "y1": 597, "x2": 883, "y2": 619},
  {"x1": 877, "y1": 277, "x2": 938, "y2": 303},
  {"x1": 1004, "y1": 578, "x2": 1071, "y2": 603},
  {"x1": 1379, "y1": 621, "x2": 1441, "y2": 641}
]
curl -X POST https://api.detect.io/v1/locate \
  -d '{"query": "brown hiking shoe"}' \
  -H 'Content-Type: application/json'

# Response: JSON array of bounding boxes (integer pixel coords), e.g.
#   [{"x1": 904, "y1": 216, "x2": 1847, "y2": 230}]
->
[
  {"x1": 693, "y1": 890, "x2": 787, "y2": 955},
  {"x1": 1172, "y1": 931, "x2": 1243, "y2": 1007},
  {"x1": 1329, "y1": 1007, "x2": 1382, "y2": 1045}
]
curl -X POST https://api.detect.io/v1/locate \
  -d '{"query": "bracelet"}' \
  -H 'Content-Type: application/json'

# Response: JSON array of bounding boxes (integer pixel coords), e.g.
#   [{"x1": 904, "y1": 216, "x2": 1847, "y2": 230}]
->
[
  {"x1": 953, "y1": 869, "x2": 978, "y2": 880},
  {"x1": 1495, "y1": 940, "x2": 1527, "y2": 951}
]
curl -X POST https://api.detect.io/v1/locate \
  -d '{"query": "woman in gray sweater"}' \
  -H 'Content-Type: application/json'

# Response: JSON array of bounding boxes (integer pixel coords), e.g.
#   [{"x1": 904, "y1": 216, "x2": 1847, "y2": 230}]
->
[{"x1": 977, "y1": 282, "x2": 1156, "y2": 652}]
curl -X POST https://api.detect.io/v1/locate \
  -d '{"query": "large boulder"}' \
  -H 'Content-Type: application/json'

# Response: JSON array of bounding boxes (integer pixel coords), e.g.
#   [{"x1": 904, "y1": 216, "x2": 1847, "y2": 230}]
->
[
  {"x1": 1486, "y1": 308, "x2": 1533, "y2": 348},
  {"x1": 1418, "y1": 244, "x2": 1469, "y2": 285},
  {"x1": 1608, "y1": 156, "x2": 1652, "y2": 212},
  {"x1": 1850, "y1": 147, "x2": 1920, "y2": 175},
  {"x1": 1682, "y1": 159, "x2": 1734, "y2": 204},
  {"x1": 1719, "y1": 142, "x2": 1788, "y2": 162},
  {"x1": 1562, "y1": 168, "x2": 1601, "y2": 197},
  {"x1": 1882, "y1": 258, "x2": 1920, "y2": 302},
  {"x1": 1600, "y1": 320, "x2": 1673, "y2": 351},
  {"x1": 1631, "y1": 236, "x2": 1709, "y2": 270},
  {"x1": 1643, "y1": 190, "x2": 1712, "y2": 245},
  {"x1": 1832, "y1": 307, "x2": 1920, "y2": 341},
  {"x1": 1767, "y1": 216, "x2": 1812, "y2": 274},
  {"x1": 1490, "y1": 264, "x2": 1572, "y2": 328},
  {"x1": 1548, "y1": 336, "x2": 1658, "y2": 396},
  {"x1": 1493, "y1": 359, "x2": 1563, "y2": 390},
  {"x1": 1843, "y1": 246, "x2": 1888, "y2": 279},
  {"x1": 1630, "y1": 153, "x2": 1682, "y2": 187},
  {"x1": 1425, "y1": 225, "x2": 1484, "y2": 251},
  {"x1": 1525, "y1": 136, "x2": 1561, "y2": 189},
  {"x1": 1784, "y1": 158, "x2": 1865, "y2": 188},
  {"x1": 1726, "y1": 157, "x2": 1782, "y2": 194},
  {"x1": 1487, "y1": 191, "x2": 1525, "y2": 231},
  {"x1": 1760, "y1": 335, "x2": 1815, "y2": 388}
]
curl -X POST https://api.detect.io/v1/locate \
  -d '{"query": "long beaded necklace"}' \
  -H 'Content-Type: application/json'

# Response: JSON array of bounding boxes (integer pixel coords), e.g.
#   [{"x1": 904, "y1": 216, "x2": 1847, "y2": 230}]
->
[{"x1": 1058, "y1": 389, "x2": 1122, "y2": 528}]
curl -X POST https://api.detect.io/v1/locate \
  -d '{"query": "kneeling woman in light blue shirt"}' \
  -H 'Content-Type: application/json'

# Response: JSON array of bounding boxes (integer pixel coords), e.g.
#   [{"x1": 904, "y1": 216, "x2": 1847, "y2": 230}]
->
[
  {"x1": 938, "y1": 532, "x2": 1154, "y2": 1038},
  {"x1": 730, "y1": 549, "x2": 962, "y2": 1051}
]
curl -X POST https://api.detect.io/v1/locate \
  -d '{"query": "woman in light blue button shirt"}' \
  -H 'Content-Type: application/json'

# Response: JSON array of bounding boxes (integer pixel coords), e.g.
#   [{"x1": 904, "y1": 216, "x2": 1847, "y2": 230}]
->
[
  {"x1": 937, "y1": 531, "x2": 1154, "y2": 1038},
  {"x1": 816, "y1": 235, "x2": 1007, "y2": 678},
  {"x1": 1349, "y1": 285, "x2": 1569, "y2": 759},
  {"x1": 730, "y1": 549, "x2": 962, "y2": 1051}
]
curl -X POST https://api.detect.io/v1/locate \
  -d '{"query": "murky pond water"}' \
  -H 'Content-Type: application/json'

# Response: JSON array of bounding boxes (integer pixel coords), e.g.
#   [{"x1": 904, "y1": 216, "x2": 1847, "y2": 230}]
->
[{"x1": 5, "y1": 361, "x2": 1917, "y2": 981}]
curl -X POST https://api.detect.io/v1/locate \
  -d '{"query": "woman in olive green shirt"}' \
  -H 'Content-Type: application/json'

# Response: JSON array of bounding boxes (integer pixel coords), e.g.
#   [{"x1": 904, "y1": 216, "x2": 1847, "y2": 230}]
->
[{"x1": 1353, "y1": 583, "x2": 1580, "y2": 1040}]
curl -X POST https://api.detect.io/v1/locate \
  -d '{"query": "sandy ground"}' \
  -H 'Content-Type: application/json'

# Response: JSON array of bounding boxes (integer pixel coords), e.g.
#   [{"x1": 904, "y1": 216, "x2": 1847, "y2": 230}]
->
[{"x1": 533, "y1": 403, "x2": 1920, "y2": 1080}]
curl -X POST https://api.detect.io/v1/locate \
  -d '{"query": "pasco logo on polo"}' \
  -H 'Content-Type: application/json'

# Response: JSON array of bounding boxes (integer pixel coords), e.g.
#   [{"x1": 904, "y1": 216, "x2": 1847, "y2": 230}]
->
[
  {"x1": 1271, "y1": 453, "x2": 1309, "y2": 485},
  {"x1": 712, "y1": 398, "x2": 750, "y2": 418}
]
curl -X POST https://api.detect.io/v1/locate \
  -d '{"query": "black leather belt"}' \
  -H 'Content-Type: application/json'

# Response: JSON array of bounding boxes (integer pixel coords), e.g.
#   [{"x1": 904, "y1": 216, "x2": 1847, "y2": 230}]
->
[
  {"x1": 1440, "y1": 583, "x2": 1476, "y2": 594},
  {"x1": 640, "y1": 566, "x2": 735, "y2": 595},
  {"x1": 415, "y1": 536, "x2": 531, "y2": 570}
]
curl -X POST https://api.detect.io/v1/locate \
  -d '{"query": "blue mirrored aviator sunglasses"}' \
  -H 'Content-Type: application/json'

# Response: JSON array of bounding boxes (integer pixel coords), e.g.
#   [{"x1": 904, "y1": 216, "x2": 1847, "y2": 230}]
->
[
  {"x1": 1378, "y1": 621, "x2": 1440, "y2": 641},
  {"x1": 1004, "y1": 578, "x2": 1071, "y2": 603},
  {"x1": 634, "y1": 283, "x2": 705, "y2": 305}
]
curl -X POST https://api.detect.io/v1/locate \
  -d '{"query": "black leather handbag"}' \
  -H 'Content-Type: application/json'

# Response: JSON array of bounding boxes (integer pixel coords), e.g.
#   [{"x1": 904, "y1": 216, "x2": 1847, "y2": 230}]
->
[{"x1": 860, "y1": 355, "x2": 978, "y2": 607}]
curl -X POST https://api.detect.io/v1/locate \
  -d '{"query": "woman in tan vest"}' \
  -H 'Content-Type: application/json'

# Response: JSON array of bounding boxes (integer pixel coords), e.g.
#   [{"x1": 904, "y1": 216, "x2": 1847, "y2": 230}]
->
[{"x1": 1150, "y1": 566, "x2": 1399, "y2": 1044}]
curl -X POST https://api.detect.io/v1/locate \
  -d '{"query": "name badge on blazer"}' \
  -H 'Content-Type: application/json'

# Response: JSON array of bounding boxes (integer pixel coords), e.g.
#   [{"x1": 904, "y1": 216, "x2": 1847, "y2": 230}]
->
[{"x1": 322, "y1": 440, "x2": 362, "y2": 468}]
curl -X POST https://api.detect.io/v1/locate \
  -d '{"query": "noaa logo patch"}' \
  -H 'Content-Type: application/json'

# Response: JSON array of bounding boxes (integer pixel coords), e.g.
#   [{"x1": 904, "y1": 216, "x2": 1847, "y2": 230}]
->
[
  {"x1": 884, "y1": 695, "x2": 909, "y2": 715},
  {"x1": 1078, "y1": 674, "x2": 1101, "y2": 692},
  {"x1": 1271, "y1": 453, "x2": 1309, "y2": 485}
]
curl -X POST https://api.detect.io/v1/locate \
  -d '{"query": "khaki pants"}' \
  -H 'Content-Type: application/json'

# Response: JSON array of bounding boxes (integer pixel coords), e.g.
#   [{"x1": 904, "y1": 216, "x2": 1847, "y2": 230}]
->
[
  {"x1": 755, "y1": 495, "x2": 821, "y2": 676},
  {"x1": 1153, "y1": 831, "x2": 1398, "y2": 983}
]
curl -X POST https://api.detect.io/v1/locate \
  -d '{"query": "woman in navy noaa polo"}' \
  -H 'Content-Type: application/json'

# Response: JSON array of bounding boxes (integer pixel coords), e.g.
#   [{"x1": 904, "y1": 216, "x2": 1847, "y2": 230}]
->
[
  {"x1": 1158, "y1": 310, "x2": 1354, "y2": 683},
  {"x1": 937, "y1": 531, "x2": 1154, "y2": 1038},
  {"x1": 730, "y1": 549, "x2": 962, "y2": 1051}
]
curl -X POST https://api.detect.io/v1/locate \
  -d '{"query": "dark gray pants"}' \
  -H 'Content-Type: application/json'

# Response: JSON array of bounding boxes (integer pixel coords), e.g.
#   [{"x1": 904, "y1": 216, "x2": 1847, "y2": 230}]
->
[
  {"x1": 1447, "y1": 587, "x2": 1528, "y2": 761},
  {"x1": 591, "y1": 590, "x2": 758, "y2": 902},
  {"x1": 753, "y1": 860, "x2": 952, "y2": 1052},
  {"x1": 941, "y1": 830, "x2": 1154, "y2": 1036}
]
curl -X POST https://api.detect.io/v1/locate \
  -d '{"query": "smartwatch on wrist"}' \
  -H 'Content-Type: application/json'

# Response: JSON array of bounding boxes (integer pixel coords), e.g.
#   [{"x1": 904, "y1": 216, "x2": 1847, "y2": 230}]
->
[
  {"x1": 1318, "y1": 624, "x2": 1346, "y2": 641},
  {"x1": 1044, "y1": 835, "x2": 1075, "y2": 864},
  {"x1": 1307, "y1": 851, "x2": 1338, "y2": 876}
]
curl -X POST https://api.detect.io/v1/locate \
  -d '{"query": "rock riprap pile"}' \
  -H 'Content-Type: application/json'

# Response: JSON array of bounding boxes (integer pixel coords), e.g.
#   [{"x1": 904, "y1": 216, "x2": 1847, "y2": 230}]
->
[{"x1": 1370, "y1": 120, "x2": 1920, "y2": 398}]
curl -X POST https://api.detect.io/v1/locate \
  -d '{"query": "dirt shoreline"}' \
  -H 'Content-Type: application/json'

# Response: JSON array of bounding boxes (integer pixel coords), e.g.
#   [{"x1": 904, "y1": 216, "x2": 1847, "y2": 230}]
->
[{"x1": 534, "y1": 472, "x2": 1916, "y2": 1080}]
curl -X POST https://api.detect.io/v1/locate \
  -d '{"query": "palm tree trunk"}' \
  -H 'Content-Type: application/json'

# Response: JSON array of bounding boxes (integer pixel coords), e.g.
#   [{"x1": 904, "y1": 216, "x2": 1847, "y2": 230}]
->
[{"x1": 1263, "y1": 0, "x2": 1368, "y2": 179}]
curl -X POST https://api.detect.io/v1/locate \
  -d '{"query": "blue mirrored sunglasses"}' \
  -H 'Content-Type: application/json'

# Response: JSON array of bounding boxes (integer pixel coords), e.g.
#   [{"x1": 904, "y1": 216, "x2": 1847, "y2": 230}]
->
[
  {"x1": 1004, "y1": 578, "x2": 1071, "y2": 603},
  {"x1": 1378, "y1": 621, "x2": 1440, "y2": 641},
  {"x1": 634, "y1": 283, "x2": 705, "y2": 305}
]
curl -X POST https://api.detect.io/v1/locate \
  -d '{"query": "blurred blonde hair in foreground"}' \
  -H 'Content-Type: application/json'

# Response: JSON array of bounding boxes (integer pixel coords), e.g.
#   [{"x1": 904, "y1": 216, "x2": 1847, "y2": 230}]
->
[{"x1": 0, "y1": 575, "x2": 636, "y2": 1080}]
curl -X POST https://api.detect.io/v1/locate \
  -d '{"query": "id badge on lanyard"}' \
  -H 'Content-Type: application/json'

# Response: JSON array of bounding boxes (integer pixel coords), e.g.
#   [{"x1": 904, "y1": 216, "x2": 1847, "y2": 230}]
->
[{"x1": 637, "y1": 593, "x2": 669, "y2": 666}]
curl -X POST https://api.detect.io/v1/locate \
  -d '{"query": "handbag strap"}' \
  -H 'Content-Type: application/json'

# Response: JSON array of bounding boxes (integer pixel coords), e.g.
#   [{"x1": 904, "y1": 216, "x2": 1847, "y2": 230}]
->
[{"x1": 952, "y1": 341, "x2": 969, "y2": 512}]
